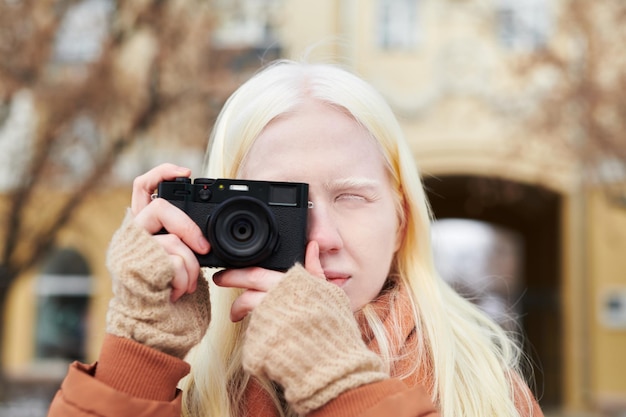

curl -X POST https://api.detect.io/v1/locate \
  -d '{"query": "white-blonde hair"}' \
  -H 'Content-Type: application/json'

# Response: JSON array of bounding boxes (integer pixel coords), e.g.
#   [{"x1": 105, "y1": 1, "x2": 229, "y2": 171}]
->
[{"x1": 181, "y1": 60, "x2": 533, "y2": 417}]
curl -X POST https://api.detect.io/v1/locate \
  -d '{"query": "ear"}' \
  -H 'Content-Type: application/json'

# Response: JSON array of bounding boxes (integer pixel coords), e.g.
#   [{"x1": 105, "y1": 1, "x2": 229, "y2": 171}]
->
[{"x1": 394, "y1": 198, "x2": 408, "y2": 253}]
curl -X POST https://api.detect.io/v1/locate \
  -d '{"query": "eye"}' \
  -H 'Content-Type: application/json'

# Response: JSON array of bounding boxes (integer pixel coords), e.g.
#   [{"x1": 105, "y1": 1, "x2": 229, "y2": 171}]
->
[
  {"x1": 336, "y1": 193, "x2": 367, "y2": 202},
  {"x1": 335, "y1": 193, "x2": 369, "y2": 206}
]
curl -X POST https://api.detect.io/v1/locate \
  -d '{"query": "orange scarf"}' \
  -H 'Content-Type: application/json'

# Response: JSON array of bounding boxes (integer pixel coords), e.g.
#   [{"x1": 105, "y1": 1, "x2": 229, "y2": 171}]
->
[
  {"x1": 241, "y1": 281, "x2": 542, "y2": 417},
  {"x1": 242, "y1": 281, "x2": 429, "y2": 416}
]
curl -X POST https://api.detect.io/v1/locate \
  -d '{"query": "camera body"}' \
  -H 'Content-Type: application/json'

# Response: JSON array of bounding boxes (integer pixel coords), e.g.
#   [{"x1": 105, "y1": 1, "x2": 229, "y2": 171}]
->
[{"x1": 158, "y1": 177, "x2": 309, "y2": 271}]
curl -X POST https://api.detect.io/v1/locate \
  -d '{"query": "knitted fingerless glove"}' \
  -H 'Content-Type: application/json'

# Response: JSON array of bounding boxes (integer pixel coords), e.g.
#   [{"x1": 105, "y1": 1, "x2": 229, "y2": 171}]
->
[
  {"x1": 242, "y1": 264, "x2": 388, "y2": 415},
  {"x1": 105, "y1": 211, "x2": 211, "y2": 359}
]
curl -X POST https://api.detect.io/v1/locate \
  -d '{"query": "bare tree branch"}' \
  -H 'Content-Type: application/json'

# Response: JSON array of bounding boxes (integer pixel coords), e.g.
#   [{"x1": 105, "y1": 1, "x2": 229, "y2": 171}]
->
[{"x1": 512, "y1": 0, "x2": 626, "y2": 204}]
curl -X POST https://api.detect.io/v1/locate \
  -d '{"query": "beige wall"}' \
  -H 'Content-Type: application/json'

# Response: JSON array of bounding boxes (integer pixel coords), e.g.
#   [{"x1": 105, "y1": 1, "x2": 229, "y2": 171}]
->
[
  {"x1": 277, "y1": 0, "x2": 626, "y2": 413},
  {"x1": 588, "y1": 191, "x2": 626, "y2": 406},
  {"x1": 3, "y1": 188, "x2": 128, "y2": 376}
]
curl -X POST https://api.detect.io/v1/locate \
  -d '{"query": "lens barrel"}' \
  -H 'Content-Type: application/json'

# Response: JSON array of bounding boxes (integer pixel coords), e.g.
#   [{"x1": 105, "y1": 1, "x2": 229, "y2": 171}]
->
[{"x1": 207, "y1": 196, "x2": 279, "y2": 267}]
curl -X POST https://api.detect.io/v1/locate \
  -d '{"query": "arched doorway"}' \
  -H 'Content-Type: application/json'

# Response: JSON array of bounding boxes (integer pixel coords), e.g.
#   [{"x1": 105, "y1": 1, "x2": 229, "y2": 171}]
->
[
  {"x1": 424, "y1": 174, "x2": 562, "y2": 408},
  {"x1": 432, "y1": 218, "x2": 525, "y2": 334}
]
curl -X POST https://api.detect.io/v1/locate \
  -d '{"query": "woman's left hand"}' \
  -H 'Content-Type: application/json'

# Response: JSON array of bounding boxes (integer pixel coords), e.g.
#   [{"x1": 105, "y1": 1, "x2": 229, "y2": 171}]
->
[
  {"x1": 213, "y1": 241, "x2": 325, "y2": 322},
  {"x1": 239, "y1": 242, "x2": 387, "y2": 415}
]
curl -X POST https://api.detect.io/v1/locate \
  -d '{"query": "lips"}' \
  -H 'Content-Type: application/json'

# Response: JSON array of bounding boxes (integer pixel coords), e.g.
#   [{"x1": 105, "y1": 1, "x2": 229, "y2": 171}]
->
[{"x1": 323, "y1": 270, "x2": 350, "y2": 287}]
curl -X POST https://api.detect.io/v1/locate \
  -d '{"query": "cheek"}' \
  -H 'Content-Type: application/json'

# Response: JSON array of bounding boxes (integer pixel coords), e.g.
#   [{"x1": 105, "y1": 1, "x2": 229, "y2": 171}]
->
[
  {"x1": 347, "y1": 236, "x2": 396, "y2": 311},
  {"x1": 355, "y1": 224, "x2": 397, "y2": 259},
  {"x1": 345, "y1": 203, "x2": 400, "y2": 262},
  {"x1": 350, "y1": 217, "x2": 399, "y2": 280}
]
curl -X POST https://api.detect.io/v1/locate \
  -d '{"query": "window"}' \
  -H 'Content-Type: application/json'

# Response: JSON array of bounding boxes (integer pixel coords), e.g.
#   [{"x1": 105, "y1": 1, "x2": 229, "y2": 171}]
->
[
  {"x1": 496, "y1": 0, "x2": 550, "y2": 51},
  {"x1": 35, "y1": 248, "x2": 92, "y2": 362},
  {"x1": 212, "y1": 0, "x2": 282, "y2": 49},
  {"x1": 53, "y1": 0, "x2": 114, "y2": 64},
  {"x1": 378, "y1": 0, "x2": 420, "y2": 50}
]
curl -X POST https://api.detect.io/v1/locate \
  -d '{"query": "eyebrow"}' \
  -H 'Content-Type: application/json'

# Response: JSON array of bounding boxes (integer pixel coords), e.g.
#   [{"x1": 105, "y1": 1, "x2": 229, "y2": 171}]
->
[{"x1": 324, "y1": 177, "x2": 381, "y2": 191}]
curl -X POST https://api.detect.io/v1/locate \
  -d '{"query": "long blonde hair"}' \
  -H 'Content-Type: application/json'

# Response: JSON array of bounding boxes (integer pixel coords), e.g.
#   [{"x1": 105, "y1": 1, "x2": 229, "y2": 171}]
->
[{"x1": 180, "y1": 60, "x2": 532, "y2": 417}]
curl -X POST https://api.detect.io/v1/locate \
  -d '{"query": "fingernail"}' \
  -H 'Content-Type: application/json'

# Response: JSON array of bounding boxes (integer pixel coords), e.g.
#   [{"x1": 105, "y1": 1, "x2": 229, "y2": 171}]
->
[{"x1": 198, "y1": 237, "x2": 210, "y2": 253}]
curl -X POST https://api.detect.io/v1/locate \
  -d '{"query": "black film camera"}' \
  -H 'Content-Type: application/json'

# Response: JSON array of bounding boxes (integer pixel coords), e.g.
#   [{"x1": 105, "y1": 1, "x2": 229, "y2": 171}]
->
[{"x1": 157, "y1": 177, "x2": 309, "y2": 271}]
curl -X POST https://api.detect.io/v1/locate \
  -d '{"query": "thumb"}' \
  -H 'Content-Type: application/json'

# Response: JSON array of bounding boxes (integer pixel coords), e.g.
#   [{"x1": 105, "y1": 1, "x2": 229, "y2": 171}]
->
[{"x1": 304, "y1": 241, "x2": 325, "y2": 280}]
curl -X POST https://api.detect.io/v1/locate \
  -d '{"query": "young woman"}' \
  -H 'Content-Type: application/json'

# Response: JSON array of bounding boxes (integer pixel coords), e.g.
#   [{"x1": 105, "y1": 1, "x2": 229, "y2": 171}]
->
[{"x1": 48, "y1": 60, "x2": 543, "y2": 417}]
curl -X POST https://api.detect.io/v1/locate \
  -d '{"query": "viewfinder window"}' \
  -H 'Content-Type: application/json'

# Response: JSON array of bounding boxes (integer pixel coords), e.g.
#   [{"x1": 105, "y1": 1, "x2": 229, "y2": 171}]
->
[{"x1": 269, "y1": 185, "x2": 297, "y2": 206}]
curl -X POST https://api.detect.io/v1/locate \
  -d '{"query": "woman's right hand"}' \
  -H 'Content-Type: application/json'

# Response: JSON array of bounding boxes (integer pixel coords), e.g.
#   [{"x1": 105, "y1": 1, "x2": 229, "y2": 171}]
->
[
  {"x1": 104, "y1": 163, "x2": 212, "y2": 359},
  {"x1": 130, "y1": 163, "x2": 211, "y2": 301}
]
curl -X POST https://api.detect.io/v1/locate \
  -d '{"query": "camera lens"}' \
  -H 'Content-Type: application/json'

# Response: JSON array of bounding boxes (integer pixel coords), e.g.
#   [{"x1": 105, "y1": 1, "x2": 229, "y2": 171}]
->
[
  {"x1": 207, "y1": 197, "x2": 279, "y2": 267},
  {"x1": 231, "y1": 220, "x2": 253, "y2": 241}
]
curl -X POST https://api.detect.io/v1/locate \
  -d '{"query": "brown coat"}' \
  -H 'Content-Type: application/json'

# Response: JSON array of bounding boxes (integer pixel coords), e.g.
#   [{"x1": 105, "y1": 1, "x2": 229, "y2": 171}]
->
[
  {"x1": 47, "y1": 282, "x2": 541, "y2": 417},
  {"x1": 47, "y1": 335, "x2": 437, "y2": 417}
]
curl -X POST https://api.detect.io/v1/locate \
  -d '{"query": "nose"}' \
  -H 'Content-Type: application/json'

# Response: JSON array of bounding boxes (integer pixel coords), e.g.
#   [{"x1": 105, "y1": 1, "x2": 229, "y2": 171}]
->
[{"x1": 307, "y1": 201, "x2": 343, "y2": 253}]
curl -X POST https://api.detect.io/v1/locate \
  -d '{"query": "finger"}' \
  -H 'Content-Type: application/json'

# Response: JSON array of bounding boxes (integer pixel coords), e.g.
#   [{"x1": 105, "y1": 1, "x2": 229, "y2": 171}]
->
[
  {"x1": 131, "y1": 163, "x2": 191, "y2": 215},
  {"x1": 135, "y1": 198, "x2": 210, "y2": 254},
  {"x1": 169, "y1": 254, "x2": 191, "y2": 302},
  {"x1": 304, "y1": 241, "x2": 325, "y2": 279},
  {"x1": 230, "y1": 289, "x2": 267, "y2": 322},
  {"x1": 213, "y1": 267, "x2": 282, "y2": 293},
  {"x1": 153, "y1": 233, "x2": 201, "y2": 294}
]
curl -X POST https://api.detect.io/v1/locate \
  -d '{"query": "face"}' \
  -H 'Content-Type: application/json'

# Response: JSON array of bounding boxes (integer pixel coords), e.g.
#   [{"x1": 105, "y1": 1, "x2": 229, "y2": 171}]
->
[{"x1": 239, "y1": 99, "x2": 402, "y2": 311}]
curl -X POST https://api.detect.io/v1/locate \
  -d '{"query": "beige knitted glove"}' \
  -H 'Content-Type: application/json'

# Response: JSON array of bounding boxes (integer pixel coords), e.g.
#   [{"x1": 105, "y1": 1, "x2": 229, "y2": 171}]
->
[
  {"x1": 105, "y1": 211, "x2": 211, "y2": 359},
  {"x1": 242, "y1": 264, "x2": 388, "y2": 415}
]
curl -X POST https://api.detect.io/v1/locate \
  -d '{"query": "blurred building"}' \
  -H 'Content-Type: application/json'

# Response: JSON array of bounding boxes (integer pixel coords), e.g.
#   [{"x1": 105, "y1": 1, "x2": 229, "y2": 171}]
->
[{"x1": 2, "y1": 0, "x2": 626, "y2": 416}]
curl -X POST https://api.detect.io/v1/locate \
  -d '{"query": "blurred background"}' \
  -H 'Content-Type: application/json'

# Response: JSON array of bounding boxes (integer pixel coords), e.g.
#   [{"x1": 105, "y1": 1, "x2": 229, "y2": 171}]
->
[{"x1": 0, "y1": 0, "x2": 625, "y2": 416}]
